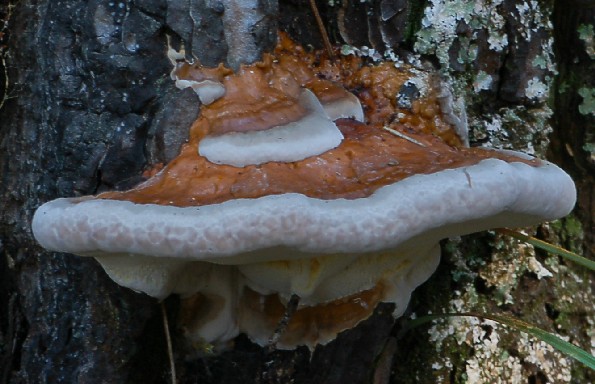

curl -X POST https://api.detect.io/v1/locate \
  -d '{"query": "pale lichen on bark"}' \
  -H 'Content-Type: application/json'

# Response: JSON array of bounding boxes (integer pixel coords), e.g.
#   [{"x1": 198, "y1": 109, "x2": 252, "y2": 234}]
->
[{"x1": 414, "y1": 0, "x2": 557, "y2": 156}]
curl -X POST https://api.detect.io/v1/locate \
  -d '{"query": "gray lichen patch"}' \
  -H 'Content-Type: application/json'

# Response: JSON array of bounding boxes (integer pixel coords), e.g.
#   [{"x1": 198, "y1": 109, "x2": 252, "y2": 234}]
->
[
  {"x1": 577, "y1": 24, "x2": 595, "y2": 60},
  {"x1": 414, "y1": 0, "x2": 556, "y2": 104},
  {"x1": 469, "y1": 106, "x2": 553, "y2": 156},
  {"x1": 423, "y1": 235, "x2": 574, "y2": 383},
  {"x1": 479, "y1": 232, "x2": 549, "y2": 305},
  {"x1": 578, "y1": 87, "x2": 595, "y2": 117},
  {"x1": 426, "y1": 302, "x2": 573, "y2": 384},
  {"x1": 414, "y1": 0, "x2": 508, "y2": 67}
]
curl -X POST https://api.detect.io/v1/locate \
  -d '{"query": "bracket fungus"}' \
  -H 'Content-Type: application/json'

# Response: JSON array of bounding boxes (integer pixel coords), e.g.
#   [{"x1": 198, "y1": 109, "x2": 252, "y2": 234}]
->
[{"x1": 32, "y1": 34, "x2": 576, "y2": 351}]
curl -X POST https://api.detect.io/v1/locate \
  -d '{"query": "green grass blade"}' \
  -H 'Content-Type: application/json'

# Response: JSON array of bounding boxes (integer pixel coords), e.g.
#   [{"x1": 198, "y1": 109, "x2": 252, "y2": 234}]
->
[
  {"x1": 404, "y1": 312, "x2": 595, "y2": 370},
  {"x1": 498, "y1": 228, "x2": 595, "y2": 271}
]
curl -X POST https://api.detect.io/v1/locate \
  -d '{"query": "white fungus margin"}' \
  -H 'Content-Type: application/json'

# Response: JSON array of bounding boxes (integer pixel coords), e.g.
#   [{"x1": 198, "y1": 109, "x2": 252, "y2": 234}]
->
[{"x1": 33, "y1": 156, "x2": 576, "y2": 300}]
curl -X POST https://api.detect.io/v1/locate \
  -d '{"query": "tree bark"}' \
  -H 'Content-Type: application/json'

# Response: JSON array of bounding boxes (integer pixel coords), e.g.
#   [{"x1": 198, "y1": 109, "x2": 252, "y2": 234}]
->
[
  {"x1": 1, "y1": 0, "x2": 592, "y2": 383},
  {"x1": 551, "y1": 0, "x2": 594, "y2": 259}
]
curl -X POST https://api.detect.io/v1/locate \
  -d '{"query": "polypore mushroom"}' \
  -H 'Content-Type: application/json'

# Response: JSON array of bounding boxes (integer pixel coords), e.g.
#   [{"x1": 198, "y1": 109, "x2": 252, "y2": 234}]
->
[{"x1": 32, "y1": 35, "x2": 577, "y2": 351}]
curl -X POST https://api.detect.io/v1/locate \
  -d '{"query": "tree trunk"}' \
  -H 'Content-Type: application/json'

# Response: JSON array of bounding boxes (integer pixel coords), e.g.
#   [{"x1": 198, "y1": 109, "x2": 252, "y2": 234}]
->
[{"x1": 0, "y1": 0, "x2": 592, "y2": 383}]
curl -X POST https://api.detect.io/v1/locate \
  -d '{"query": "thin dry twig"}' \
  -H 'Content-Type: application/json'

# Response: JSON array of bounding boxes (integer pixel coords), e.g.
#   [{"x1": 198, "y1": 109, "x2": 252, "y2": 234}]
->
[
  {"x1": 161, "y1": 302, "x2": 177, "y2": 384},
  {"x1": 267, "y1": 294, "x2": 301, "y2": 352},
  {"x1": 382, "y1": 126, "x2": 427, "y2": 147},
  {"x1": 308, "y1": 0, "x2": 335, "y2": 60}
]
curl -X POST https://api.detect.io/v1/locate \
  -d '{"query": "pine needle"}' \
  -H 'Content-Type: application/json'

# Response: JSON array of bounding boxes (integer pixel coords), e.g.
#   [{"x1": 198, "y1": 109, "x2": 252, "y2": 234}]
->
[{"x1": 309, "y1": 0, "x2": 335, "y2": 60}]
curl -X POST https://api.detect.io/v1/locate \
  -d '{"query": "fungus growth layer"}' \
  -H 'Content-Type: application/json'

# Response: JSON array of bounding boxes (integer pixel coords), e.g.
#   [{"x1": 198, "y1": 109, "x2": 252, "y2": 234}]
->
[
  {"x1": 101, "y1": 34, "x2": 535, "y2": 206},
  {"x1": 101, "y1": 119, "x2": 536, "y2": 206}
]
